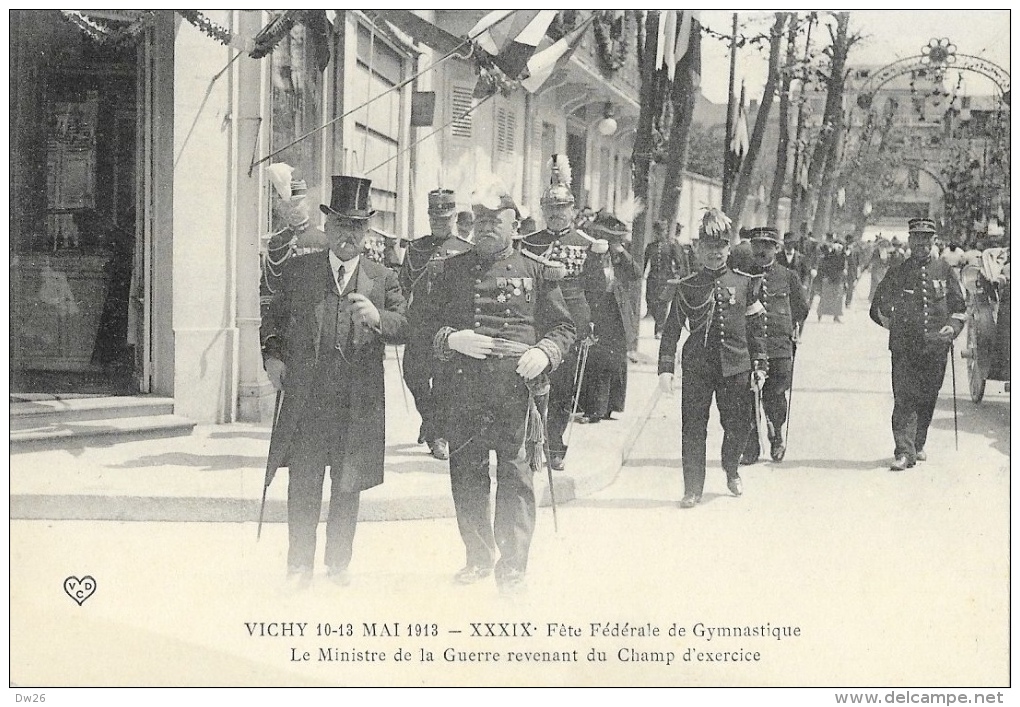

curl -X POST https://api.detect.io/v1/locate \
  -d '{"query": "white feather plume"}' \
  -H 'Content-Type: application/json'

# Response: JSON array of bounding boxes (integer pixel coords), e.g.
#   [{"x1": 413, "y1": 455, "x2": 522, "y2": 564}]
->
[
  {"x1": 549, "y1": 153, "x2": 572, "y2": 188},
  {"x1": 699, "y1": 207, "x2": 733, "y2": 237},
  {"x1": 616, "y1": 196, "x2": 645, "y2": 226}
]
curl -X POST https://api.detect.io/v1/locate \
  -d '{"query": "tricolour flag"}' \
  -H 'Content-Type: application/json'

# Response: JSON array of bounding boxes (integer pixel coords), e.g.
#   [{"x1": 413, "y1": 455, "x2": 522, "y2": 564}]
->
[
  {"x1": 730, "y1": 82, "x2": 750, "y2": 157},
  {"x1": 521, "y1": 14, "x2": 596, "y2": 93},
  {"x1": 466, "y1": 11, "x2": 515, "y2": 55},
  {"x1": 493, "y1": 10, "x2": 557, "y2": 79}
]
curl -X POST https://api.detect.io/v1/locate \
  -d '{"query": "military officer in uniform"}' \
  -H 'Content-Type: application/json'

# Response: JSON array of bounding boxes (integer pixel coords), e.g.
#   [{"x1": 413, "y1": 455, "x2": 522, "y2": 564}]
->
[
  {"x1": 741, "y1": 226, "x2": 809, "y2": 464},
  {"x1": 658, "y1": 209, "x2": 768, "y2": 508},
  {"x1": 517, "y1": 154, "x2": 608, "y2": 471},
  {"x1": 428, "y1": 185, "x2": 575, "y2": 594},
  {"x1": 870, "y1": 218, "x2": 966, "y2": 471},
  {"x1": 260, "y1": 170, "x2": 328, "y2": 322},
  {"x1": 398, "y1": 189, "x2": 473, "y2": 460},
  {"x1": 261, "y1": 175, "x2": 407, "y2": 589}
]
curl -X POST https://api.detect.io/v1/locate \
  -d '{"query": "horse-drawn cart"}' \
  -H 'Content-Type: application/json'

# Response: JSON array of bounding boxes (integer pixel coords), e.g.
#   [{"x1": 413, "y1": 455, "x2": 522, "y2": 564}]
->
[{"x1": 959, "y1": 247, "x2": 1010, "y2": 402}]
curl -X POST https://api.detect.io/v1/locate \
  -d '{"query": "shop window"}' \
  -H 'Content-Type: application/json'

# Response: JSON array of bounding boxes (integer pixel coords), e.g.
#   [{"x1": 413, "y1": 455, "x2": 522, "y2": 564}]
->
[
  {"x1": 11, "y1": 10, "x2": 141, "y2": 395},
  {"x1": 349, "y1": 22, "x2": 407, "y2": 234}
]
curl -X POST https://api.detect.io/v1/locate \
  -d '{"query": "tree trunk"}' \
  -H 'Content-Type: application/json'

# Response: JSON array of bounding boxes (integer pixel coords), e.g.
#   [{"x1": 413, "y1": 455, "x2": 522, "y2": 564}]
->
[
  {"x1": 802, "y1": 12, "x2": 851, "y2": 237},
  {"x1": 812, "y1": 114, "x2": 846, "y2": 236},
  {"x1": 767, "y1": 13, "x2": 798, "y2": 228},
  {"x1": 730, "y1": 12, "x2": 788, "y2": 230},
  {"x1": 657, "y1": 19, "x2": 702, "y2": 232},
  {"x1": 630, "y1": 10, "x2": 660, "y2": 260},
  {"x1": 721, "y1": 13, "x2": 738, "y2": 212},
  {"x1": 788, "y1": 12, "x2": 817, "y2": 233},
  {"x1": 628, "y1": 10, "x2": 660, "y2": 347}
]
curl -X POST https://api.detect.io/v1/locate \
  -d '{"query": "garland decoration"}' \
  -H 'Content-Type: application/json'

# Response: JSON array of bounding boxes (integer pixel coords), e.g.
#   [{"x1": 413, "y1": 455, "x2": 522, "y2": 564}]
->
[
  {"x1": 60, "y1": 11, "x2": 152, "y2": 46},
  {"x1": 592, "y1": 10, "x2": 630, "y2": 77},
  {"x1": 176, "y1": 10, "x2": 233, "y2": 47},
  {"x1": 249, "y1": 11, "x2": 303, "y2": 59}
]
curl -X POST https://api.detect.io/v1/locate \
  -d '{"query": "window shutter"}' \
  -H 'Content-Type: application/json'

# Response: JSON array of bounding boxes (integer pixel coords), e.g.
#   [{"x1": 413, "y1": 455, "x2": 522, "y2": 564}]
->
[
  {"x1": 450, "y1": 84, "x2": 474, "y2": 140},
  {"x1": 496, "y1": 104, "x2": 517, "y2": 155}
]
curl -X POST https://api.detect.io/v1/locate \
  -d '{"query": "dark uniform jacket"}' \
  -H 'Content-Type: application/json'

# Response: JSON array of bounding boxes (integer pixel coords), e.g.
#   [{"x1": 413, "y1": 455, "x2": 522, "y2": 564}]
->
[
  {"x1": 429, "y1": 249, "x2": 576, "y2": 450},
  {"x1": 261, "y1": 253, "x2": 407, "y2": 492},
  {"x1": 399, "y1": 233, "x2": 473, "y2": 344},
  {"x1": 518, "y1": 227, "x2": 600, "y2": 336},
  {"x1": 757, "y1": 262, "x2": 809, "y2": 359},
  {"x1": 869, "y1": 255, "x2": 967, "y2": 354},
  {"x1": 644, "y1": 239, "x2": 693, "y2": 282},
  {"x1": 658, "y1": 267, "x2": 768, "y2": 378},
  {"x1": 776, "y1": 248, "x2": 810, "y2": 284}
]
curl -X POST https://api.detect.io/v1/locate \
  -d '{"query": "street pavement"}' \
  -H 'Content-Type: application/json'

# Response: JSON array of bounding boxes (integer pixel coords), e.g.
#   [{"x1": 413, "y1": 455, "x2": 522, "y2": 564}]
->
[{"x1": 10, "y1": 274, "x2": 1010, "y2": 688}]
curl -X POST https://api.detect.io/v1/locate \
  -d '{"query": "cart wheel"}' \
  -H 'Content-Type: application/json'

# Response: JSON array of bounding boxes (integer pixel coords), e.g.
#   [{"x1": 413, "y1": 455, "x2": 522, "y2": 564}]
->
[{"x1": 966, "y1": 320, "x2": 987, "y2": 403}]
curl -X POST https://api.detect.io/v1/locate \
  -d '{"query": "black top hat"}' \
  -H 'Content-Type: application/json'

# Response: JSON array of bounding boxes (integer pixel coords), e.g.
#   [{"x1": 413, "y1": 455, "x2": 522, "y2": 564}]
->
[
  {"x1": 320, "y1": 175, "x2": 376, "y2": 220},
  {"x1": 748, "y1": 226, "x2": 782, "y2": 245},
  {"x1": 427, "y1": 188, "x2": 457, "y2": 216},
  {"x1": 783, "y1": 231, "x2": 800, "y2": 245},
  {"x1": 907, "y1": 217, "x2": 937, "y2": 235}
]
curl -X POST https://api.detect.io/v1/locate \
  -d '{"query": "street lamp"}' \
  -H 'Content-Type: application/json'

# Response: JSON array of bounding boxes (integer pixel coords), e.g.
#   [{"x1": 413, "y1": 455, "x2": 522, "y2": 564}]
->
[{"x1": 597, "y1": 101, "x2": 617, "y2": 136}]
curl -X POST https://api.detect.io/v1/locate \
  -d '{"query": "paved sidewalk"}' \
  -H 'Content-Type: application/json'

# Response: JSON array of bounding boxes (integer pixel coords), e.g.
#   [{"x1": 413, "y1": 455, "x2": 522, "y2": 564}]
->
[{"x1": 10, "y1": 319, "x2": 665, "y2": 524}]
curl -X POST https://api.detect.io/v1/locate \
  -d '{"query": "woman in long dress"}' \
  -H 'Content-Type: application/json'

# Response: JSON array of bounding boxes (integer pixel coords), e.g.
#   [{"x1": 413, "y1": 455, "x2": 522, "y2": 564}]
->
[{"x1": 817, "y1": 241, "x2": 847, "y2": 321}]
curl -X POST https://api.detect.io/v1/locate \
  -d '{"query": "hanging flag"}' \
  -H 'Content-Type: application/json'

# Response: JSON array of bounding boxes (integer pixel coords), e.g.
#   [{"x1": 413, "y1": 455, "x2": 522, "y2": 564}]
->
[
  {"x1": 521, "y1": 14, "x2": 596, "y2": 93},
  {"x1": 654, "y1": 10, "x2": 671, "y2": 71},
  {"x1": 674, "y1": 11, "x2": 701, "y2": 88},
  {"x1": 493, "y1": 10, "x2": 557, "y2": 79},
  {"x1": 730, "y1": 82, "x2": 750, "y2": 157},
  {"x1": 662, "y1": 10, "x2": 677, "y2": 80},
  {"x1": 673, "y1": 11, "x2": 695, "y2": 65},
  {"x1": 467, "y1": 10, "x2": 515, "y2": 55}
]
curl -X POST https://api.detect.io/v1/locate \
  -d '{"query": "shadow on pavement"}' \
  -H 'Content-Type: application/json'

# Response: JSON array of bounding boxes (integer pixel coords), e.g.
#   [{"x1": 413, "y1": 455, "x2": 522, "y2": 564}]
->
[
  {"x1": 208, "y1": 429, "x2": 271, "y2": 440},
  {"x1": 776, "y1": 458, "x2": 892, "y2": 471},
  {"x1": 105, "y1": 452, "x2": 267, "y2": 471},
  {"x1": 564, "y1": 497, "x2": 677, "y2": 510},
  {"x1": 930, "y1": 395, "x2": 1009, "y2": 458}
]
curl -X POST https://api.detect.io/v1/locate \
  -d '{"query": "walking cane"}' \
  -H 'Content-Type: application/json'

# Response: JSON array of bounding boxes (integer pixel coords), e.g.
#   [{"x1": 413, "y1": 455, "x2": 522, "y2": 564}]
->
[
  {"x1": 785, "y1": 346, "x2": 797, "y2": 449},
  {"x1": 392, "y1": 345, "x2": 411, "y2": 414},
  {"x1": 950, "y1": 341, "x2": 959, "y2": 450},
  {"x1": 257, "y1": 388, "x2": 285, "y2": 541}
]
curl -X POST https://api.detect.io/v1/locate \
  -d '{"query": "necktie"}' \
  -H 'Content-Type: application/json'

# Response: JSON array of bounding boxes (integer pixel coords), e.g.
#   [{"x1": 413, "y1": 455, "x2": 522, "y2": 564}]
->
[{"x1": 335, "y1": 264, "x2": 345, "y2": 293}]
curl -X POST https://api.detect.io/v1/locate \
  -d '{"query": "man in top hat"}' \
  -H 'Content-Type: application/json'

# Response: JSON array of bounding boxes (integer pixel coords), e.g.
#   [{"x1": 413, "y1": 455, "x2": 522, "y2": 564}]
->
[
  {"x1": 740, "y1": 226, "x2": 809, "y2": 464},
  {"x1": 776, "y1": 231, "x2": 811, "y2": 294},
  {"x1": 870, "y1": 217, "x2": 966, "y2": 471},
  {"x1": 398, "y1": 188, "x2": 473, "y2": 460},
  {"x1": 426, "y1": 183, "x2": 575, "y2": 594},
  {"x1": 517, "y1": 154, "x2": 608, "y2": 472},
  {"x1": 261, "y1": 175, "x2": 407, "y2": 589},
  {"x1": 658, "y1": 209, "x2": 768, "y2": 508}
]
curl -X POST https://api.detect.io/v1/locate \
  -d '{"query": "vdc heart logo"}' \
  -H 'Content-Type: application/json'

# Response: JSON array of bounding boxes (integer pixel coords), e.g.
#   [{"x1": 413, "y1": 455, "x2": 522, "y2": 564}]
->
[{"x1": 64, "y1": 576, "x2": 97, "y2": 606}]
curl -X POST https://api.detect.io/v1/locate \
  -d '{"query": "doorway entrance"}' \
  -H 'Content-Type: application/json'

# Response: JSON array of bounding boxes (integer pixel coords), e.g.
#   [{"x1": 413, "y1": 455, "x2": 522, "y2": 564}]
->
[{"x1": 10, "y1": 11, "x2": 147, "y2": 400}]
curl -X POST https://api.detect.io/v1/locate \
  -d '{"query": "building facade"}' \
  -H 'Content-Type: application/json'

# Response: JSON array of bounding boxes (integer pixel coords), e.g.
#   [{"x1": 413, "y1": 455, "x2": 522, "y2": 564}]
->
[{"x1": 10, "y1": 9, "x2": 723, "y2": 436}]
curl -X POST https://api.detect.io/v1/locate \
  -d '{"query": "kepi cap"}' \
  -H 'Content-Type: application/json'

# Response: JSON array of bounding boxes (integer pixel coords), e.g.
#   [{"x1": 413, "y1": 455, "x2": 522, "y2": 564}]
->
[
  {"x1": 907, "y1": 217, "x2": 937, "y2": 235},
  {"x1": 748, "y1": 226, "x2": 782, "y2": 245},
  {"x1": 427, "y1": 188, "x2": 457, "y2": 216}
]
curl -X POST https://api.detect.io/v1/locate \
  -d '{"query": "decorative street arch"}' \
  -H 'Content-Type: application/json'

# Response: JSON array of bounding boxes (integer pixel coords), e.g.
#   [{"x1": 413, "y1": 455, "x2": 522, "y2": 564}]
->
[{"x1": 856, "y1": 38, "x2": 1010, "y2": 110}]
